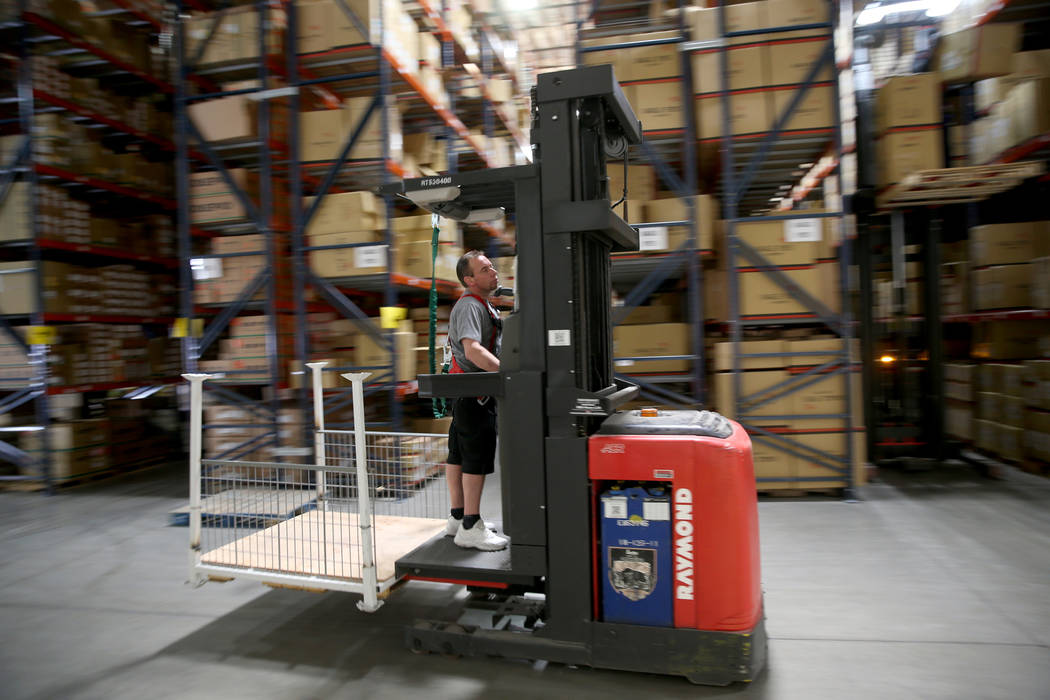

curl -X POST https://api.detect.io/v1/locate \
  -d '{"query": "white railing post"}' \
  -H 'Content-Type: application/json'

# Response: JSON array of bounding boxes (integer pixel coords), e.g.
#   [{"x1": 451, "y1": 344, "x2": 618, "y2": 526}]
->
[
  {"x1": 341, "y1": 371, "x2": 382, "y2": 612},
  {"x1": 183, "y1": 373, "x2": 212, "y2": 587},
  {"x1": 306, "y1": 361, "x2": 328, "y2": 510}
]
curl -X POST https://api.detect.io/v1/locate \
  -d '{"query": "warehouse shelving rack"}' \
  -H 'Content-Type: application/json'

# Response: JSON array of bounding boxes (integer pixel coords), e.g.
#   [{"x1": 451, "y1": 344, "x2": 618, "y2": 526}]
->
[
  {"x1": 713, "y1": 0, "x2": 860, "y2": 496},
  {"x1": 173, "y1": 1, "x2": 525, "y2": 461},
  {"x1": 0, "y1": 1, "x2": 181, "y2": 489},
  {"x1": 173, "y1": 0, "x2": 292, "y2": 464},
  {"x1": 854, "y1": 3, "x2": 1050, "y2": 466},
  {"x1": 575, "y1": 2, "x2": 709, "y2": 409},
  {"x1": 284, "y1": 0, "x2": 523, "y2": 441}
]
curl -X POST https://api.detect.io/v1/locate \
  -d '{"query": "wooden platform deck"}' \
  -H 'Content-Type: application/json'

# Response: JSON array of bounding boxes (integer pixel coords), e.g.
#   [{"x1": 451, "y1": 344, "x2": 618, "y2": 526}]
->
[{"x1": 201, "y1": 510, "x2": 447, "y2": 582}]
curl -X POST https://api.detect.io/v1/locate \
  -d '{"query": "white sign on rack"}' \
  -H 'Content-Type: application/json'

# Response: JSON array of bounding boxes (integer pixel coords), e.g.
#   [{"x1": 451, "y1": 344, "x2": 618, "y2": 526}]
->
[
  {"x1": 638, "y1": 226, "x2": 669, "y2": 251},
  {"x1": 784, "y1": 218, "x2": 822, "y2": 243},
  {"x1": 354, "y1": 245, "x2": 387, "y2": 269}
]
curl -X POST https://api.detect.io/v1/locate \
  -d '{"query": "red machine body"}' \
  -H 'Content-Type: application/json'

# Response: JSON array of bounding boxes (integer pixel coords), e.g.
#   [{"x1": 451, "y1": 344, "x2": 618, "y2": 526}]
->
[{"x1": 588, "y1": 415, "x2": 762, "y2": 632}]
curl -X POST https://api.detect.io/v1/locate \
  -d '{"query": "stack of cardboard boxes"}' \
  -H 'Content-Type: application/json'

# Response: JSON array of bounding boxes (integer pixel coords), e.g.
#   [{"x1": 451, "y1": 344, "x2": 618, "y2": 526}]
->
[
  {"x1": 301, "y1": 96, "x2": 403, "y2": 163},
  {"x1": 0, "y1": 341, "x2": 29, "y2": 389},
  {"x1": 1023, "y1": 360, "x2": 1050, "y2": 466},
  {"x1": 199, "y1": 315, "x2": 295, "y2": 384},
  {"x1": 706, "y1": 212, "x2": 841, "y2": 321},
  {"x1": 973, "y1": 363, "x2": 1026, "y2": 462},
  {"x1": 970, "y1": 222, "x2": 1050, "y2": 311},
  {"x1": 581, "y1": 0, "x2": 835, "y2": 143},
  {"x1": 710, "y1": 337, "x2": 864, "y2": 490},
  {"x1": 290, "y1": 315, "x2": 418, "y2": 388},
  {"x1": 193, "y1": 233, "x2": 269, "y2": 305},
  {"x1": 970, "y1": 48, "x2": 1050, "y2": 164},
  {"x1": 874, "y1": 73, "x2": 943, "y2": 188},
  {"x1": 19, "y1": 419, "x2": 109, "y2": 481},
  {"x1": 0, "y1": 260, "x2": 174, "y2": 317}
]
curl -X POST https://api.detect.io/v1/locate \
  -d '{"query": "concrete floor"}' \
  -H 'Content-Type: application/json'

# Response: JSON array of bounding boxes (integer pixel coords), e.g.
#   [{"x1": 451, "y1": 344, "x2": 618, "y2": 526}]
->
[{"x1": 1, "y1": 462, "x2": 1048, "y2": 700}]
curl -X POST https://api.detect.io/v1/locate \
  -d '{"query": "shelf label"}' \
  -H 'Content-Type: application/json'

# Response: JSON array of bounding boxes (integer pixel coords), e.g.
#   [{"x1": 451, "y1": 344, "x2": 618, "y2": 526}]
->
[
  {"x1": 172, "y1": 318, "x2": 203, "y2": 338},
  {"x1": 548, "y1": 329, "x2": 571, "y2": 347},
  {"x1": 355, "y1": 245, "x2": 387, "y2": 269},
  {"x1": 26, "y1": 326, "x2": 56, "y2": 345},
  {"x1": 190, "y1": 257, "x2": 222, "y2": 280},
  {"x1": 638, "y1": 226, "x2": 669, "y2": 251},
  {"x1": 380, "y1": 306, "x2": 407, "y2": 329},
  {"x1": 784, "y1": 218, "x2": 822, "y2": 243}
]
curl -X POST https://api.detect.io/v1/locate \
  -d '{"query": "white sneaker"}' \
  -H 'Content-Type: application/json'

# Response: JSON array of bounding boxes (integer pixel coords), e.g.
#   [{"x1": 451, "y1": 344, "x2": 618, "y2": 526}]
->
[
  {"x1": 446, "y1": 515, "x2": 497, "y2": 536},
  {"x1": 454, "y1": 521, "x2": 509, "y2": 551}
]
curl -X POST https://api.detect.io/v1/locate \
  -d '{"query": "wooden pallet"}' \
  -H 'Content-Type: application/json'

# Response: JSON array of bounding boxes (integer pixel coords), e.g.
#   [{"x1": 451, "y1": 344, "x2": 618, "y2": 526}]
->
[{"x1": 878, "y1": 161, "x2": 1045, "y2": 208}]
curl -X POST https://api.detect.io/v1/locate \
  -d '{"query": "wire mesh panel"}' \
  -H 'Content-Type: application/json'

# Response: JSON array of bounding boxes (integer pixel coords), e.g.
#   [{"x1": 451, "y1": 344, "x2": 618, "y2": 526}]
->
[{"x1": 194, "y1": 432, "x2": 449, "y2": 591}]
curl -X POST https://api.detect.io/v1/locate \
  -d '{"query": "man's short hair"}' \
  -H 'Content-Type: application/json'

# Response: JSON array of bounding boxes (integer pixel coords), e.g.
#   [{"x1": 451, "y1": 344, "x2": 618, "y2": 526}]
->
[{"x1": 457, "y1": 250, "x2": 485, "y2": 287}]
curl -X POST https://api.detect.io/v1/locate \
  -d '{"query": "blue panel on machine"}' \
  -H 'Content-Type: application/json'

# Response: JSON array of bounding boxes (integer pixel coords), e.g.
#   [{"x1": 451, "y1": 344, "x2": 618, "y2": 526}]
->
[{"x1": 600, "y1": 485, "x2": 673, "y2": 626}]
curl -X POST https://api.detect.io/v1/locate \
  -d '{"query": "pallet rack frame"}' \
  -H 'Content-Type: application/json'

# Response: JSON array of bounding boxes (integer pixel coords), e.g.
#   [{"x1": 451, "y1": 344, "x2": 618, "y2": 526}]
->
[{"x1": 717, "y1": 0, "x2": 858, "y2": 496}]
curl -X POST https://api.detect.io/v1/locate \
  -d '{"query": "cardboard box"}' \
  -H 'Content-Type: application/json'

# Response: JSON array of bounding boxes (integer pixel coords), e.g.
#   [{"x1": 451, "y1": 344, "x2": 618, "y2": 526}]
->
[
  {"x1": 692, "y1": 44, "x2": 768, "y2": 93},
  {"x1": 354, "y1": 329, "x2": 417, "y2": 382},
  {"x1": 792, "y1": 371, "x2": 863, "y2": 428},
  {"x1": 972, "y1": 264, "x2": 1032, "y2": 310},
  {"x1": 977, "y1": 391, "x2": 1002, "y2": 420},
  {"x1": 308, "y1": 234, "x2": 389, "y2": 277},
  {"x1": 973, "y1": 321, "x2": 1047, "y2": 360},
  {"x1": 713, "y1": 339, "x2": 787, "y2": 371},
  {"x1": 1006, "y1": 78, "x2": 1050, "y2": 148},
  {"x1": 188, "y1": 94, "x2": 253, "y2": 142},
  {"x1": 941, "y1": 262, "x2": 970, "y2": 315},
  {"x1": 303, "y1": 191, "x2": 385, "y2": 234},
  {"x1": 628, "y1": 82, "x2": 684, "y2": 132},
  {"x1": 877, "y1": 129, "x2": 944, "y2": 186},
  {"x1": 1033, "y1": 257, "x2": 1050, "y2": 309},
  {"x1": 616, "y1": 304, "x2": 676, "y2": 326},
  {"x1": 641, "y1": 195, "x2": 718, "y2": 250},
  {"x1": 1025, "y1": 361, "x2": 1050, "y2": 410},
  {"x1": 623, "y1": 32, "x2": 681, "y2": 82},
  {"x1": 945, "y1": 400, "x2": 974, "y2": 440},
  {"x1": 606, "y1": 164, "x2": 656, "y2": 202},
  {"x1": 998, "y1": 363, "x2": 1025, "y2": 398},
  {"x1": 969, "y1": 221, "x2": 1050, "y2": 266},
  {"x1": 1011, "y1": 49, "x2": 1050, "y2": 79},
  {"x1": 790, "y1": 430, "x2": 866, "y2": 488},
  {"x1": 697, "y1": 91, "x2": 771, "y2": 139},
  {"x1": 343, "y1": 95, "x2": 403, "y2": 161},
  {"x1": 876, "y1": 73, "x2": 941, "y2": 131},
  {"x1": 772, "y1": 85, "x2": 834, "y2": 131},
  {"x1": 766, "y1": 0, "x2": 828, "y2": 27},
  {"x1": 1024, "y1": 425, "x2": 1050, "y2": 462},
  {"x1": 737, "y1": 266, "x2": 822, "y2": 318},
  {"x1": 1003, "y1": 395, "x2": 1026, "y2": 428},
  {"x1": 690, "y1": 2, "x2": 769, "y2": 44},
  {"x1": 747, "y1": 430, "x2": 795, "y2": 485},
  {"x1": 0, "y1": 261, "x2": 38, "y2": 314},
  {"x1": 767, "y1": 37, "x2": 832, "y2": 87},
  {"x1": 295, "y1": 0, "x2": 331, "y2": 53},
  {"x1": 999, "y1": 423, "x2": 1024, "y2": 460},
  {"x1": 300, "y1": 108, "x2": 345, "y2": 162},
  {"x1": 734, "y1": 216, "x2": 829, "y2": 266},
  {"x1": 936, "y1": 23, "x2": 1022, "y2": 84},
  {"x1": 328, "y1": 0, "x2": 379, "y2": 46},
  {"x1": 613, "y1": 323, "x2": 691, "y2": 374},
  {"x1": 714, "y1": 369, "x2": 794, "y2": 420},
  {"x1": 787, "y1": 338, "x2": 858, "y2": 370}
]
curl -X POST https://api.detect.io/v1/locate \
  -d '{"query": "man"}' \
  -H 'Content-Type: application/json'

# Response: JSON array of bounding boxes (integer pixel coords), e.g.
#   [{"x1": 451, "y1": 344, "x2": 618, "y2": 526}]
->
[{"x1": 445, "y1": 250, "x2": 509, "y2": 551}]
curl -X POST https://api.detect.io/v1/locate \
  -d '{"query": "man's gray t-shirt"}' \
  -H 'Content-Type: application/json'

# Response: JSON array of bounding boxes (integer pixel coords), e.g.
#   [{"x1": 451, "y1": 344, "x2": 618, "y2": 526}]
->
[{"x1": 449, "y1": 294, "x2": 501, "y2": 373}]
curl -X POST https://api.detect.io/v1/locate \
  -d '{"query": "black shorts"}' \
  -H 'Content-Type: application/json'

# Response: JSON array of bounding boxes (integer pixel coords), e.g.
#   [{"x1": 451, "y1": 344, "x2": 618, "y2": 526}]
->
[{"x1": 447, "y1": 397, "x2": 497, "y2": 475}]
